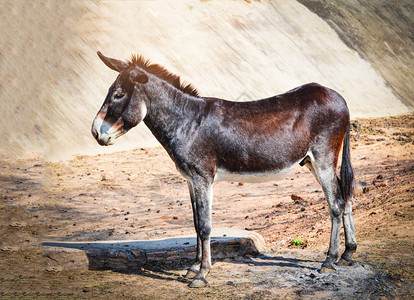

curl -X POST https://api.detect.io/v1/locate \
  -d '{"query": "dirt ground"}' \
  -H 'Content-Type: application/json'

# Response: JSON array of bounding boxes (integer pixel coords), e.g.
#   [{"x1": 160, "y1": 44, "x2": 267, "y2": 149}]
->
[{"x1": 0, "y1": 115, "x2": 413, "y2": 299}]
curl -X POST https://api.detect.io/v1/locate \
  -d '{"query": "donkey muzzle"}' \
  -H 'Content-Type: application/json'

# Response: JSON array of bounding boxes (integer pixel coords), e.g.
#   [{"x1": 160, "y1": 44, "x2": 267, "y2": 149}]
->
[{"x1": 91, "y1": 117, "x2": 118, "y2": 146}]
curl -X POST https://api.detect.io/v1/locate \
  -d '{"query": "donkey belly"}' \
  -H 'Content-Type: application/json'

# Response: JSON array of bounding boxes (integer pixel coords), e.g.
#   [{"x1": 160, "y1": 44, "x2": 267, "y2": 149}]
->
[{"x1": 214, "y1": 159, "x2": 300, "y2": 183}]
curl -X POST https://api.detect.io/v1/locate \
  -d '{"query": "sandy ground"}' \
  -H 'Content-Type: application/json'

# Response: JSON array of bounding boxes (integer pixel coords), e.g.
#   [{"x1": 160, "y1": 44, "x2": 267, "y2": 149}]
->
[{"x1": 0, "y1": 115, "x2": 413, "y2": 298}]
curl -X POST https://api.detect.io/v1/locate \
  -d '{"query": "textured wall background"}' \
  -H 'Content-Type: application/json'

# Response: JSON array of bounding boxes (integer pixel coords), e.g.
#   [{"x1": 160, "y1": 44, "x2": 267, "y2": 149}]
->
[{"x1": 0, "y1": 0, "x2": 411, "y2": 160}]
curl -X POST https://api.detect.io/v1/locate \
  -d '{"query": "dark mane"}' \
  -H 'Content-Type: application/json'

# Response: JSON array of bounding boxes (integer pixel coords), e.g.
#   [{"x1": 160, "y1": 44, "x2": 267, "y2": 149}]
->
[{"x1": 128, "y1": 54, "x2": 200, "y2": 97}]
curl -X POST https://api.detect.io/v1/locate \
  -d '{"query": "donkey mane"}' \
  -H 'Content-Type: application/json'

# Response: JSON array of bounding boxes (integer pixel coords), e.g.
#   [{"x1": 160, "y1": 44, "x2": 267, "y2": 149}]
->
[{"x1": 128, "y1": 54, "x2": 200, "y2": 97}]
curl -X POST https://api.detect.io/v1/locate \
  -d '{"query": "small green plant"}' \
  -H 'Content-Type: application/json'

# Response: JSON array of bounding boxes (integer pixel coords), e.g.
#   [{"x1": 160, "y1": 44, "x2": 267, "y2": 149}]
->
[{"x1": 292, "y1": 238, "x2": 303, "y2": 246}]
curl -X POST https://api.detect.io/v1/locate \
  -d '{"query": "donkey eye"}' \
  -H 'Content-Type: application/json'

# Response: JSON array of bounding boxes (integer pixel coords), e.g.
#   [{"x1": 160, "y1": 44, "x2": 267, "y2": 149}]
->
[{"x1": 113, "y1": 93, "x2": 125, "y2": 100}]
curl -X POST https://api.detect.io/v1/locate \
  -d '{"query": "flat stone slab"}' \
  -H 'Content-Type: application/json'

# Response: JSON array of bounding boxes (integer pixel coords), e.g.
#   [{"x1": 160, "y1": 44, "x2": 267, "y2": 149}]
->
[{"x1": 42, "y1": 228, "x2": 265, "y2": 271}]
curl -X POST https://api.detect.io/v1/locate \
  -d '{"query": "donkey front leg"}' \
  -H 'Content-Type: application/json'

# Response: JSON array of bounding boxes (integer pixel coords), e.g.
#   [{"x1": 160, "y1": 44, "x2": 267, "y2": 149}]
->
[
  {"x1": 185, "y1": 181, "x2": 202, "y2": 279},
  {"x1": 188, "y1": 180, "x2": 213, "y2": 288}
]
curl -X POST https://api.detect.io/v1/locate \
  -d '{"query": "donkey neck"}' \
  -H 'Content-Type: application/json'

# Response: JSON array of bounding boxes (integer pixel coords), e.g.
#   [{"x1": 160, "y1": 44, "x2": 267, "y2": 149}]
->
[{"x1": 143, "y1": 77, "x2": 205, "y2": 154}]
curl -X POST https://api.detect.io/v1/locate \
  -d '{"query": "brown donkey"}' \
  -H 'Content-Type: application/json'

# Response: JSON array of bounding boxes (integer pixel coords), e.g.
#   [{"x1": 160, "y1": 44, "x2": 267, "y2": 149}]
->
[{"x1": 92, "y1": 52, "x2": 356, "y2": 288}]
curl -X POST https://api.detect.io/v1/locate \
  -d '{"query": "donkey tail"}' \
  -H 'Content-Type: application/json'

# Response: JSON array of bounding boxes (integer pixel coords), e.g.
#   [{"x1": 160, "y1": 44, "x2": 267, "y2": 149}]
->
[{"x1": 339, "y1": 125, "x2": 354, "y2": 203}]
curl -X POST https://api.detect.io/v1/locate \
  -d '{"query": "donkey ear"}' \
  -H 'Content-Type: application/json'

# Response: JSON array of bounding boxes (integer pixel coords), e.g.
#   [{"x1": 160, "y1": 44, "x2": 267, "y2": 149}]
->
[
  {"x1": 130, "y1": 69, "x2": 148, "y2": 84},
  {"x1": 97, "y1": 51, "x2": 128, "y2": 72},
  {"x1": 133, "y1": 73, "x2": 148, "y2": 84}
]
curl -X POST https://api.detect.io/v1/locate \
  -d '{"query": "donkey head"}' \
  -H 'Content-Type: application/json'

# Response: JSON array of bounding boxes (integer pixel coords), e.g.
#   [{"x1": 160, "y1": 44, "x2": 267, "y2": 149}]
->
[{"x1": 92, "y1": 52, "x2": 149, "y2": 146}]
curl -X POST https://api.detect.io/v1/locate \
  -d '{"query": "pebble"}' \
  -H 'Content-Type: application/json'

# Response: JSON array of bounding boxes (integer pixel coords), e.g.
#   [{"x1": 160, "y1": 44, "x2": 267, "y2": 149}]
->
[
  {"x1": 394, "y1": 211, "x2": 404, "y2": 217},
  {"x1": 9, "y1": 222, "x2": 26, "y2": 228},
  {"x1": 1, "y1": 246, "x2": 19, "y2": 252}
]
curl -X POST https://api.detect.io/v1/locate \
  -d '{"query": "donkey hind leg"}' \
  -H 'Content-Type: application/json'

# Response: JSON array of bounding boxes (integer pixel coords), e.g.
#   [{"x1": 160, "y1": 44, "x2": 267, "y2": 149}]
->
[
  {"x1": 188, "y1": 180, "x2": 213, "y2": 288},
  {"x1": 185, "y1": 181, "x2": 202, "y2": 279},
  {"x1": 338, "y1": 196, "x2": 357, "y2": 266},
  {"x1": 312, "y1": 163, "x2": 345, "y2": 273}
]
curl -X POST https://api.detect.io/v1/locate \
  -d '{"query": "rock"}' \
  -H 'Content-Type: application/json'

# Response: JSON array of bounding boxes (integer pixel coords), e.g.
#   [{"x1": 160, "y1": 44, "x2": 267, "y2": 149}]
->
[
  {"x1": 355, "y1": 181, "x2": 370, "y2": 195},
  {"x1": 46, "y1": 265, "x2": 64, "y2": 272},
  {"x1": 352, "y1": 120, "x2": 360, "y2": 128},
  {"x1": 42, "y1": 246, "x2": 89, "y2": 270},
  {"x1": 291, "y1": 194, "x2": 304, "y2": 201},
  {"x1": 274, "y1": 237, "x2": 292, "y2": 249}
]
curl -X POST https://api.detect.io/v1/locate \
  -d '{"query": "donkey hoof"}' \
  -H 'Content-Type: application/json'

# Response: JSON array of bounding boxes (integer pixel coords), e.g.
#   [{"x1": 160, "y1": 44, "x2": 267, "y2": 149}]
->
[
  {"x1": 320, "y1": 266, "x2": 336, "y2": 274},
  {"x1": 189, "y1": 278, "x2": 208, "y2": 288},
  {"x1": 184, "y1": 270, "x2": 198, "y2": 279},
  {"x1": 337, "y1": 258, "x2": 354, "y2": 266}
]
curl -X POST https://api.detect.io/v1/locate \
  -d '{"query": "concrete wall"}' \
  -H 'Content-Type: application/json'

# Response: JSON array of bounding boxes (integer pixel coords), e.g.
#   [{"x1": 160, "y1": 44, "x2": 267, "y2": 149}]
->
[{"x1": 0, "y1": 0, "x2": 410, "y2": 160}]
